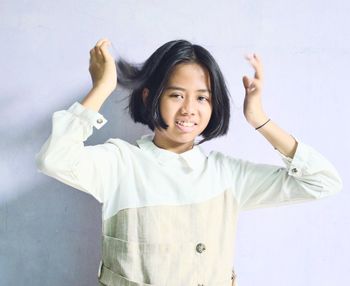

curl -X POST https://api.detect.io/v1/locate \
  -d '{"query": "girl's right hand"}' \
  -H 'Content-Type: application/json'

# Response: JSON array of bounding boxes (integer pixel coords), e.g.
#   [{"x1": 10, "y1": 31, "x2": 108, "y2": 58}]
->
[{"x1": 89, "y1": 38, "x2": 117, "y2": 94}]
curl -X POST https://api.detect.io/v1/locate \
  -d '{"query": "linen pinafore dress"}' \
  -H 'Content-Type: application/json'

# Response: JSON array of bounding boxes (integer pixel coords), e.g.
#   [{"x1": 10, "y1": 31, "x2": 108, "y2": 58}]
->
[{"x1": 97, "y1": 188, "x2": 238, "y2": 286}]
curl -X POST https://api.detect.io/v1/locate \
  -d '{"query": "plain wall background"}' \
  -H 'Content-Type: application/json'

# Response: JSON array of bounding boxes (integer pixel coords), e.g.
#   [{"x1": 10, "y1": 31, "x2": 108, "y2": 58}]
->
[{"x1": 1, "y1": 0, "x2": 349, "y2": 285}]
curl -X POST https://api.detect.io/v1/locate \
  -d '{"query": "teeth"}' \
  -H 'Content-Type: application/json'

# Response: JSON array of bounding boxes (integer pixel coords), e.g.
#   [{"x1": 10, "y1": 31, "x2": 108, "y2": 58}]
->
[{"x1": 177, "y1": 120, "x2": 195, "y2": 127}]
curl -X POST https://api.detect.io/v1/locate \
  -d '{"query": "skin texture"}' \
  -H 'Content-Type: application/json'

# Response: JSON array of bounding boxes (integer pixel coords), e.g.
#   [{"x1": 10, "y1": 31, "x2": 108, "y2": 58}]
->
[{"x1": 142, "y1": 63, "x2": 213, "y2": 154}]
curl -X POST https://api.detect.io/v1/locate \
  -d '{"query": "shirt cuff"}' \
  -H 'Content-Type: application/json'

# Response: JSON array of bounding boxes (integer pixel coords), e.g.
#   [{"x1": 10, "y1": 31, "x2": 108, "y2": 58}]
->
[
  {"x1": 67, "y1": 101, "x2": 108, "y2": 130},
  {"x1": 275, "y1": 137, "x2": 308, "y2": 178}
]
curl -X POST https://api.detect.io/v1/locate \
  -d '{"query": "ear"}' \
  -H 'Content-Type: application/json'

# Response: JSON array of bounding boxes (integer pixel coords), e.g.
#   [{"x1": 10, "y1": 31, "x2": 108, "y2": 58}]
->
[{"x1": 142, "y1": 88, "x2": 149, "y2": 106}]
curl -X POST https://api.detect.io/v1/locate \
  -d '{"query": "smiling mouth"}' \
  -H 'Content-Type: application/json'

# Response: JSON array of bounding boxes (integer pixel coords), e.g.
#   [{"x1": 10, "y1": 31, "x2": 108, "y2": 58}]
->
[
  {"x1": 175, "y1": 120, "x2": 197, "y2": 127},
  {"x1": 175, "y1": 121, "x2": 197, "y2": 132}
]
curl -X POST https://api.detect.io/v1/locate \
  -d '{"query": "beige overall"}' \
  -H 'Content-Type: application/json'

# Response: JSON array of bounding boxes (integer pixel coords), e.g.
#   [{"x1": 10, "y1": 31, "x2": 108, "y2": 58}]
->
[{"x1": 97, "y1": 189, "x2": 238, "y2": 286}]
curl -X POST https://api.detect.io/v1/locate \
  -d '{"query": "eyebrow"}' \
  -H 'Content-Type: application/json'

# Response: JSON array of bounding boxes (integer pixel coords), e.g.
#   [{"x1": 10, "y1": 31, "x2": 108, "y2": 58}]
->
[{"x1": 165, "y1": 86, "x2": 212, "y2": 94}]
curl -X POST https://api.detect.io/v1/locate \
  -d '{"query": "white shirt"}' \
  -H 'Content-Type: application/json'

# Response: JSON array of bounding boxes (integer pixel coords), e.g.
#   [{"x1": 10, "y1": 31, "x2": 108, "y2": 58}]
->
[{"x1": 35, "y1": 101, "x2": 343, "y2": 221}]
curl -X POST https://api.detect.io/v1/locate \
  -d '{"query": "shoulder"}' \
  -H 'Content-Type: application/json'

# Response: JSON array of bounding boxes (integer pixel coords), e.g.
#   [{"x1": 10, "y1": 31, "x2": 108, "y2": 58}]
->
[
  {"x1": 105, "y1": 137, "x2": 132, "y2": 148},
  {"x1": 207, "y1": 149, "x2": 240, "y2": 163},
  {"x1": 104, "y1": 137, "x2": 149, "y2": 160},
  {"x1": 104, "y1": 137, "x2": 140, "y2": 153},
  {"x1": 207, "y1": 150, "x2": 244, "y2": 170}
]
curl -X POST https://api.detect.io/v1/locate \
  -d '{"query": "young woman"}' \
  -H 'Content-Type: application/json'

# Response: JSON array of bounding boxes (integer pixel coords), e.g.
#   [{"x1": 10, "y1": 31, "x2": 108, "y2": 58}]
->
[{"x1": 35, "y1": 38, "x2": 342, "y2": 286}]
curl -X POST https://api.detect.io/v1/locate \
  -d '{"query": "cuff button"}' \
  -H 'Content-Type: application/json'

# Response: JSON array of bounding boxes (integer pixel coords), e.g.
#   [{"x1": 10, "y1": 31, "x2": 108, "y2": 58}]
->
[
  {"x1": 97, "y1": 118, "x2": 103, "y2": 124},
  {"x1": 291, "y1": 167, "x2": 298, "y2": 173}
]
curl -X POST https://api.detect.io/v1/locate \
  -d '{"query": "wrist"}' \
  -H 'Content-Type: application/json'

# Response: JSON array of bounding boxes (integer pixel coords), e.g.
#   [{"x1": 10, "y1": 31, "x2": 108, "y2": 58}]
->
[
  {"x1": 248, "y1": 113, "x2": 269, "y2": 128},
  {"x1": 255, "y1": 118, "x2": 271, "y2": 130},
  {"x1": 92, "y1": 82, "x2": 116, "y2": 95}
]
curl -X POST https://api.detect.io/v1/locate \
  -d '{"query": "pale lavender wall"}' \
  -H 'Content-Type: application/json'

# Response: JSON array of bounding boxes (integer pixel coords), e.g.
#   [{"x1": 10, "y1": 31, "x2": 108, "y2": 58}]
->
[{"x1": 1, "y1": 0, "x2": 349, "y2": 285}]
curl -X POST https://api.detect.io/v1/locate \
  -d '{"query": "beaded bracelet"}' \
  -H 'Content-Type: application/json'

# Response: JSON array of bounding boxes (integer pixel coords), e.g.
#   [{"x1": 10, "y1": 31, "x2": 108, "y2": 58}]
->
[{"x1": 255, "y1": 118, "x2": 271, "y2": 130}]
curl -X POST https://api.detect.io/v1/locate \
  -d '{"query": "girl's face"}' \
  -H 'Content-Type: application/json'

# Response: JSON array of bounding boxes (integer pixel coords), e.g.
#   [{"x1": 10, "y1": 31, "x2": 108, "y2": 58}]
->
[{"x1": 153, "y1": 62, "x2": 213, "y2": 154}]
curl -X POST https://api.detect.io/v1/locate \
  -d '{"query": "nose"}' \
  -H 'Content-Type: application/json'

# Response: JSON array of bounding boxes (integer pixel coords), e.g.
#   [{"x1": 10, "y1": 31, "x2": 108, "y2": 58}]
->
[{"x1": 181, "y1": 97, "x2": 195, "y2": 115}]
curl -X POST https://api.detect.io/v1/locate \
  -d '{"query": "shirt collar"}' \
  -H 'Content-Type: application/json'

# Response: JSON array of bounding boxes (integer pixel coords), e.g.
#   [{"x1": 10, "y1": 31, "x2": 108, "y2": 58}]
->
[{"x1": 136, "y1": 133, "x2": 207, "y2": 171}]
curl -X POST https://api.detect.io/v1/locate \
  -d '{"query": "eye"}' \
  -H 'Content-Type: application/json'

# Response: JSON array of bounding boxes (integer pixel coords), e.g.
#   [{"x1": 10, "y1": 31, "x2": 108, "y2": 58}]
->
[
  {"x1": 198, "y1": 96, "x2": 209, "y2": 102},
  {"x1": 171, "y1": 94, "x2": 183, "y2": 99}
]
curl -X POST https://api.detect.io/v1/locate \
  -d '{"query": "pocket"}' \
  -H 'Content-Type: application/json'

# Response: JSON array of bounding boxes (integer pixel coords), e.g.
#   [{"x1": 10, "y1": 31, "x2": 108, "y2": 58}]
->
[
  {"x1": 99, "y1": 261, "x2": 154, "y2": 286},
  {"x1": 102, "y1": 235, "x2": 176, "y2": 284}
]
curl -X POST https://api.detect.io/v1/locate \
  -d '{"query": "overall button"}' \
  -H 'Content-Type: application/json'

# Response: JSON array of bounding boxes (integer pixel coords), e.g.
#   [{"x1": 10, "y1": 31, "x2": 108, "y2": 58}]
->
[{"x1": 196, "y1": 243, "x2": 206, "y2": 253}]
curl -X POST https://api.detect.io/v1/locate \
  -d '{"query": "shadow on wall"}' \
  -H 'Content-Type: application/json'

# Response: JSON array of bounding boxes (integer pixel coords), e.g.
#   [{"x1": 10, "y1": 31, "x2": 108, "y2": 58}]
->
[
  {"x1": 1, "y1": 86, "x2": 150, "y2": 202},
  {"x1": 0, "y1": 86, "x2": 149, "y2": 286},
  {"x1": 0, "y1": 181, "x2": 103, "y2": 286}
]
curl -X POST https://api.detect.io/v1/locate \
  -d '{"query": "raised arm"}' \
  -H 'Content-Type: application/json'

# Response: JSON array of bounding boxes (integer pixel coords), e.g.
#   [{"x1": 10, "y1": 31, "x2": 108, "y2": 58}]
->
[
  {"x1": 35, "y1": 38, "x2": 121, "y2": 203},
  {"x1": 81, "y1": 38, "x2": 117, "y2": 112},
  {"x1": 229, "y1": 54, "x2": 343, "y2": 211},
  {"x1": 242, "y1": 53, "x2": 297, "y2": 159}
]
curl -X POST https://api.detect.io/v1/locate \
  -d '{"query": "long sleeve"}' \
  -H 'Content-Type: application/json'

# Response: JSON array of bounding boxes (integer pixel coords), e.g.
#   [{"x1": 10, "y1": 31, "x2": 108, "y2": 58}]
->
[
  {"x1": 223, "y1": 140, "x2": 343, "y2": 211},
  {"x1": 35, "y1": 101, "x2": 122, "y2": 203}
]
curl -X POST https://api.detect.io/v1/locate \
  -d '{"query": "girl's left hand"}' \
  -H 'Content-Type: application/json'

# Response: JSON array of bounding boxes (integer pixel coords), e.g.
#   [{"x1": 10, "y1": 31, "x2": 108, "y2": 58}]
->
[{"x1": 242, "y1": 53, "x2": 269, "y2": 128}]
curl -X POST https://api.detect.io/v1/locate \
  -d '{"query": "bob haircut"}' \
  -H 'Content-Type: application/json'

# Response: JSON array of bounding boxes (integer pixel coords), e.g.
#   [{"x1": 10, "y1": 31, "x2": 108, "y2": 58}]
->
[{"x1": 116, "y1": 39, "x2": 231, "y2": 145}]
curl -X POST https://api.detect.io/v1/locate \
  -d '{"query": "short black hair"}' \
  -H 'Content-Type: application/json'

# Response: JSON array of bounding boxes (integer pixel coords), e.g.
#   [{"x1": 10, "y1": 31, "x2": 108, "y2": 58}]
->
[{"x1": 116, "y1": 39, "x2": 231, "y2": 145}]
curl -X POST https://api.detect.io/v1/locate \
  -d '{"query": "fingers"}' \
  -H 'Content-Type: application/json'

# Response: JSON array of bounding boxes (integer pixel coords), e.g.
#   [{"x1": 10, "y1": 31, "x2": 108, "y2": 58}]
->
[
  {"x1": 95, "y1": 38, "x2": 110, "y2": 47},
  {"x1": 249, "y1": 78, "x2": 261, "y2": 90},
  {"x1": 242, "y1": 76, "x2": 261, "y2": 92},
  {"x1": 245, "y1": 53, "x2": 263, "y2": 81},
  {"x1": 90, "y1": 38, "x2": 112, "y2": 62},
  {"x1": 242, "y1": 75, "x2": 250, "y2": 89},
  {"x1": 99, "y1": 41, "x2": 113, "y2": 61}
]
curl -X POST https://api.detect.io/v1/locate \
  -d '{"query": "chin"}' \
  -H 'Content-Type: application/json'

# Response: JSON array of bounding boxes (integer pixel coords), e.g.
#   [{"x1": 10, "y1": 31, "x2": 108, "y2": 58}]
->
[{"x1": 174, "y1": 134, "x2": 199, "y2": 145}]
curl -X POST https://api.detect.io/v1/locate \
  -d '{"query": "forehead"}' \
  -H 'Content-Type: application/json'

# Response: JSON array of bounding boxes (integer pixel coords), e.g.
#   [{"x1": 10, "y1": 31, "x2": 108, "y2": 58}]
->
[{"x1": 165, "y1": 62, "x2": 211, "y2": 89}]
